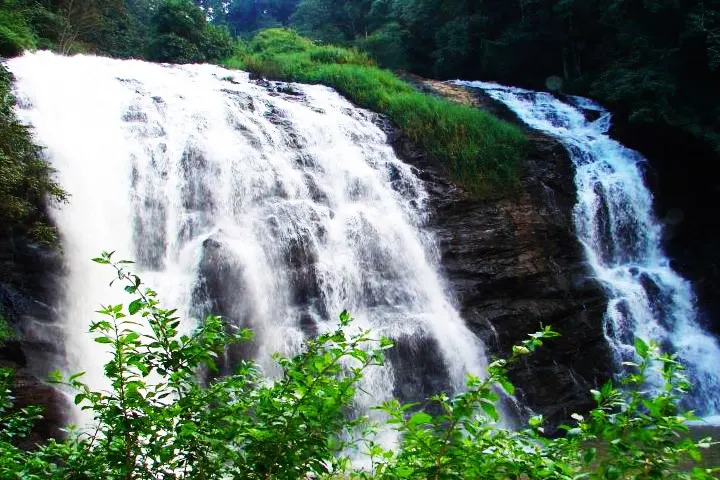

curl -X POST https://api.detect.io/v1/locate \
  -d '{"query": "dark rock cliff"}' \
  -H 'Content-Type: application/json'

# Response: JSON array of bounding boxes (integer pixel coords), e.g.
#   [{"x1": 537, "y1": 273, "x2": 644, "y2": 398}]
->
[
  {"x1": 381, "y1": 81, "x2": 614, "y2": 429},
  {"x1": 0, "y1": 235, "x2": 68, "y2": 445}
]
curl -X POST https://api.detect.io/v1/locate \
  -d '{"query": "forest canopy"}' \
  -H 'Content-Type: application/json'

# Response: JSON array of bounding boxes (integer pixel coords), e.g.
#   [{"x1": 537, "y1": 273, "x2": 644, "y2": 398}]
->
[
  {"x1": 0, "y1": 0, "x2": 234, "y2": 62},
  {"x1": 213, "y1": 0, "x2": 720, "y2": 156},
  {"x1": 0, "y1": 0, "x2": 717, "y2": 155}
]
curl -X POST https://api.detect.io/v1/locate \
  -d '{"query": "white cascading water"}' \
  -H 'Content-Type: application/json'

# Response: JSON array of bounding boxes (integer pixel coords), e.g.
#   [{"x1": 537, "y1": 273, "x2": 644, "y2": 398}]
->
[
  {"x1": 454, "y1": 80, "x2": 720, "y2": 419},
  {"x1": 7, "y1": 52, "x2": 488, "y2": 430}
]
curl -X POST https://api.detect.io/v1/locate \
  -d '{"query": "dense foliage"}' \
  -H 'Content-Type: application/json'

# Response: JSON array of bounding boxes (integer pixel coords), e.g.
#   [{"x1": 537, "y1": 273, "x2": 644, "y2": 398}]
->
[
  {"x1": 306, "y1": 0, "x2": 719, "y2": 154},
  {"x1": 225, "y1": 28, "x2": 526, "y2": 196},
  {"x1": 0, "y1": 0, "x2": 233, "y2": 63},
  {"x1": 0, "y1": 252, "x2": 717, "y2": 478},
  {"x1": 196, "y1": 0, "x2": 300, "y2": 35},
  {"x1": 206, "y1": 0, "x2": 719, "y2": 156},
  {"x1": 148, "y1": 0, "x2": 234, "y2": 63},
  {"x1": 2, "y1": 0, "x2": 717, "y2": 158},
  {"x1": 0, "y1": 64, "x2": 66, "y2": 242}
]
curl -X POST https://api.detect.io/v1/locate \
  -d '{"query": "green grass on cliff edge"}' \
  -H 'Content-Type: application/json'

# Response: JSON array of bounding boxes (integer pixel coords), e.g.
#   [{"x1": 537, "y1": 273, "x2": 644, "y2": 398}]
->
[{"x1": 223, "y1": 28, "x2": 526, "y2": 197}]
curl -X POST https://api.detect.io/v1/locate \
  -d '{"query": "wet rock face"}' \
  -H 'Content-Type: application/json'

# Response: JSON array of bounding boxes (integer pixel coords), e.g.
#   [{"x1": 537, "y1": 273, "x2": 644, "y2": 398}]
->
[
  {"x1": 382, "y1": 109, "x2": 613, "y2": 430},
  {"x1": 0, "y1": 234, "x2": 69, "y2": 443},
  {"x1": 0, "y1": 359, "x2": 70, "y2": 447}
]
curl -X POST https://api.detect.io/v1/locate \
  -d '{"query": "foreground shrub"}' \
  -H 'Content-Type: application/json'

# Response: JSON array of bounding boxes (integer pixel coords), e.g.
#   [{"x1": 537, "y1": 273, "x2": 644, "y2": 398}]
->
[
  {"x1": 224, "y1": 28, "x2": 526, "y2": 197},
  {"x1": 0, "y1": 252, "x2": 717, "y2": 478}
]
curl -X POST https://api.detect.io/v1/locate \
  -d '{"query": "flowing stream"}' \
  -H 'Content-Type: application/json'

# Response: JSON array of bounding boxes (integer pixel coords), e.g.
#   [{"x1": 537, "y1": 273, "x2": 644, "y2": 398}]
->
[
  {"x1": 454, "y1": 80, "x2": 720, "y2": 419},
  {"x1": 7, "y1": 52, "x2": 488, "y2": 427}
]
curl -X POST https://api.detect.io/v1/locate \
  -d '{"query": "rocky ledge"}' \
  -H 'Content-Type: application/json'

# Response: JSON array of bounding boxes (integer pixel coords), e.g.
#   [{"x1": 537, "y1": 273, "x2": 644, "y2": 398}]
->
[{"x1": 383, "y1": 80, "x2": 614, "y2": 430}]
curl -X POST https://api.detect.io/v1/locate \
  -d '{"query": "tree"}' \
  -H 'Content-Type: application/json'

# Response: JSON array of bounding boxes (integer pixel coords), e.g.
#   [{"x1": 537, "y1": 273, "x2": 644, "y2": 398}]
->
[
  {"x1": 83, "y1": 0, "x2": 151, "y2": 58},
  {"x1": 55, "y1": 0, "x2": 101, "y2": 54},
  {"x1": 222, "y1": 0, "x2": 300, "y2": 36},
  {"x1": 149, "y1": 0, "x2": 235, "y2": 63}
]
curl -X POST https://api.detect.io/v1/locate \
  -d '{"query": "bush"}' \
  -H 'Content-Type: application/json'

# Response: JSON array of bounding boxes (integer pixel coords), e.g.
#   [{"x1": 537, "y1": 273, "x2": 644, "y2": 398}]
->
[
  {"x1": 200, "y1": 25, "x2": 235, "y2": 63},
  {"x1": 0, "y1": 252, "x2": 717, "y2": 478},
  {"x1": 248, "y1": 27, "x2": 313, "y2": 54},
  {"x1": 0, "y1": 312, "x2": 12, "y2": 345},
  {"x1": 148, "y1": 32, "x2": 202, "y2": 63},
  {"x1": 0, "y1": 7, "x2": 36, "y2": 57},
  {"x1": 309, "y1": 45, "x2": 373, "y2": 65},
  {"x1": 356, "y1": 22, "x2": 410, "y2": 71},
  {"x1": 152, "y1": 0, "x2": 205, "y2": 43},
  {"x1": 224, "y1": 29, "x2": 526, "y2": 196},
  {"x1": 148, "y1": 0, "x2": 235, "y2": 64}
]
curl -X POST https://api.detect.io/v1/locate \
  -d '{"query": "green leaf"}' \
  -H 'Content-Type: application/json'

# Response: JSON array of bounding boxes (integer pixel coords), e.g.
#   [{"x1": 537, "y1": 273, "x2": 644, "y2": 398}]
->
[
  {"x1": 68, "y1": 372, "x2": 86, "y2": 382},
  {"x1": 380, "y1": 336, "x2": 394, "y2": 349},
  {"x1": 698, "y1": 437, "x2": 712, "y2": 449},
  {"x1": 480, "y1": 399, "x2": 499, "y2": 422},
  {"x1": 634, "y1": 337, "x2": 649, "y2": 358},
  {"x1": 407, "y1": 412, "x2": 432, "y2": 427},
  {"x1": 95, "y1": 336, "x2": 113, "y2": 344},
  {"x1": 583, "y1": 447, "x2": 596, "y2": 464},
  {"x1": 125, "y1": 332, "x2": 140, "y2": 343},
  {"x1": 512, "y1": 345, "x2": 530, "y2": 356},
  {"x1": 689, "y1": 448, "x2": 702, "y2": 462},
  {"x1": 128, "y1": 299, "x2": 143, "y2": 315},
  {"x1": 339, "y1": 310, "x2": 351, "y2": 326},
  {"x1": 498, "y1": 377, "x2": 515, "y2": 395}
]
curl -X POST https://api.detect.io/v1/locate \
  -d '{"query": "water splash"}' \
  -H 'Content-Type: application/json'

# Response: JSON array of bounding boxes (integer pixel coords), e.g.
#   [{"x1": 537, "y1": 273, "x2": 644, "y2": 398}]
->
[
  {"x1": 454, "y1": 80, "x2": 720, "y2": 416},
  {"x1": 8, "y1": 52, "x2": 488, "y2": 431}
]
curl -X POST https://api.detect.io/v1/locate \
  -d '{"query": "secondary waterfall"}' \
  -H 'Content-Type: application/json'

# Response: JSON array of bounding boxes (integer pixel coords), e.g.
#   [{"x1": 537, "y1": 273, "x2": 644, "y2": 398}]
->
[
  {"x1": 454, "y1": 80, "x2": 720, "y2": 418},
  {"x1": 7, "y1": 52, "x2": 488, "y2": 425}
]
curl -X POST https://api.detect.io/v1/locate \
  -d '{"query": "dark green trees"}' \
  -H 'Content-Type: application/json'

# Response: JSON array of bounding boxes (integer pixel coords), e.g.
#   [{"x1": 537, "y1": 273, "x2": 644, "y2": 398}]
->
[
  {"x1": 148, "y1": 0, "x2": 234, "y2": 63},
  {"x1": 288, "y1": 0, "x2": 720, "y2": 155},
  {"x1": 0, "y1": 0, "x2": 237, "y2": 63},
  {"x1": 208, "y1": 0, "x2": 301, "y2": 36}
]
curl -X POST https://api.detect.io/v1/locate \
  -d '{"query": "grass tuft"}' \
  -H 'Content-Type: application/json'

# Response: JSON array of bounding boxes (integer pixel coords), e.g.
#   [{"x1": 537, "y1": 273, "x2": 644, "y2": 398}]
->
[{"x1": 223, "y1": 29, "x2": 526, "y2": 196}]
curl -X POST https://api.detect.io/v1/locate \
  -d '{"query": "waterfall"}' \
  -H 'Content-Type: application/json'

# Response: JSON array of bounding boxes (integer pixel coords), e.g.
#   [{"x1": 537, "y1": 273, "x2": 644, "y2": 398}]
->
[
  {"x1": 7, "y1": 51, "x2": 488, "y2": 427},
  {"x1": 454, "y1": 80, "x2": 720, "y2": 419}
]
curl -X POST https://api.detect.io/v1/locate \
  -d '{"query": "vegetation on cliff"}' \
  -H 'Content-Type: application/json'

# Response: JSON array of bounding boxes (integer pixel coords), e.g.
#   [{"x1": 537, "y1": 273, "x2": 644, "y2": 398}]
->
[
  {"x1": 225, "y1": 28, "x2": 526, "y2": 196},
  {"x1": 0, "y1": 252, "x2": 717, "y2": 478},
  {"x1": 209, "y1": 0, "x2": 720, "y2": 159},
  {"x1": 0, "y1": 1, "x2": 527, "y2": 197},
  {"x1": 0, "y1": 64, "x2": 65, "y2": 243},
  {"x1": 3, "y1": 0, "x2": 717, "y2": 157}
]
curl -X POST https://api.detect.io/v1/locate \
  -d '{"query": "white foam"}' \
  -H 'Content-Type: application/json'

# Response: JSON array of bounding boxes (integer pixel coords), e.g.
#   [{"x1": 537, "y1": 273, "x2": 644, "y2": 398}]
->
[
  {"x1": 454, "y1": 79, "x2": 720, "y2": 416},
  {"x1": 8, "y1": 53, "x2": 489, "y2": 436}
]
